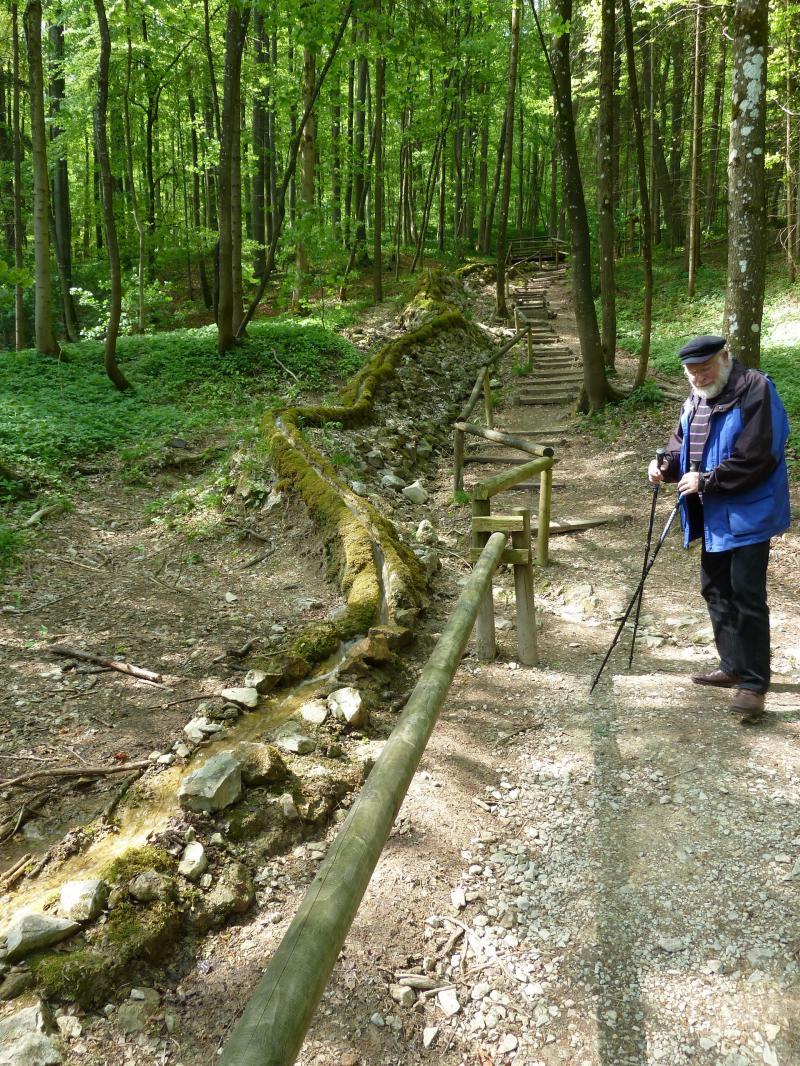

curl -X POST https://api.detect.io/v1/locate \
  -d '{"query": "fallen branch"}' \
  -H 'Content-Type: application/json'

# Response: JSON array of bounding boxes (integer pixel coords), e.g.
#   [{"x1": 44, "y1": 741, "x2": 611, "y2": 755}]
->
[
  {"x1": 101, "y1": 769, "x2": 145, "y2": 822},
  {"x1": 0, "y1": 760, "x2": 150, "y2": 790},
  {"x1": 49, "y1": 646, "x2": 163, "y2": 683},
  {"x1": 20, "y1": 502, "x2": 66, "y2": 528},
  {"x1": 271, "y1": 349, "x2": 301, "y2": 384},
  {"x1": 0, "y1": 853, "x2": 33, "y2": 889}
]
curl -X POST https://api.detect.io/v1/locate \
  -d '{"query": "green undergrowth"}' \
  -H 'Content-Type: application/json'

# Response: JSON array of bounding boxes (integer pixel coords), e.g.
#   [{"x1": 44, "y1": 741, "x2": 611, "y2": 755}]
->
[
  {"x1": 0, "y1": 318, "x2": 365, "y2": 500},
  {"x1": 608, "y1": 247, "x2": 800, "y2": 471}
]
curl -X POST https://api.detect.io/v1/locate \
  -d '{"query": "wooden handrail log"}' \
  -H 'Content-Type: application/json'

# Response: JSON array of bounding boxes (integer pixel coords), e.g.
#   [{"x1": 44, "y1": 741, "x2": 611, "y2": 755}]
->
[
  {"x1": 218, "y1": 532, "x2": 510, "y2": 1066},
  {"x1": 472, "y1": 456, "x2": 555, "y2": 500},
  {"x1": 454, "y1": 421, "x2": 554, "y2": 458}
]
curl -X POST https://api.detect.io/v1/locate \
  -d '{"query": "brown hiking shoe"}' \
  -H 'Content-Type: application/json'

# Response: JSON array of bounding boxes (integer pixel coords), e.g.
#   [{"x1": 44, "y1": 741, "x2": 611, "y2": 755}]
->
[
  {"x1": 729, "y1": 689, "x2": 766, "y2": 723},
  {"x1": 691, "y1": 669, "x2": 740, "y2": 688}
]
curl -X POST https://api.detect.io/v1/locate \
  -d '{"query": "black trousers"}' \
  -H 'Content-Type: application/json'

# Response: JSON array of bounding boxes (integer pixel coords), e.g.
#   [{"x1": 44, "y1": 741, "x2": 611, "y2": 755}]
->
[{"x1": 700, "y1": 540, "x2": 771, "y2": 693}]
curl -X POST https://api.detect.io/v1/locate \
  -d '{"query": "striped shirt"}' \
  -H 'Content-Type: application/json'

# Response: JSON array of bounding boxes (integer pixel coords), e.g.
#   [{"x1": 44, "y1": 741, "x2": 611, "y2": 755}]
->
[{"x1": 688, "y1": 398, "x2": 712, "y2": 466}]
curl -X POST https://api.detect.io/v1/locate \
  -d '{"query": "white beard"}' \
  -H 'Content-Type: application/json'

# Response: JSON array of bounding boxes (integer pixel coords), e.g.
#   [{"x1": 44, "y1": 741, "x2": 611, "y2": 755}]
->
[{"x1": 686, "y1": 358, "x2": 733, "y2": 400}]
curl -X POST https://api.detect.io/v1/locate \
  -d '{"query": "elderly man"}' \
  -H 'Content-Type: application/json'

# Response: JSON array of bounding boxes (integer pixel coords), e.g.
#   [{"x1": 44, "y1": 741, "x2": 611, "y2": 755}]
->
[{"x1": 648, "y1": 335, "x2": 791, "y2": 722}]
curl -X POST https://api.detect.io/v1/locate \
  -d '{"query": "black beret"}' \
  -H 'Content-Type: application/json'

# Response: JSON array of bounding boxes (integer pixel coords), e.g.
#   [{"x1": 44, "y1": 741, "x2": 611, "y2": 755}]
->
[{"x1": 678, "y1": 335, "x2": 727, "y2": 364}]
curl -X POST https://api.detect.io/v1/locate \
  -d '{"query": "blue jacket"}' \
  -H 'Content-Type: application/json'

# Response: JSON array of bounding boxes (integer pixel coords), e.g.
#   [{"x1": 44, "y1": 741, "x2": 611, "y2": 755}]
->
[{"x1": 665, "y1": 361, "x2": 791, "y2": 551}]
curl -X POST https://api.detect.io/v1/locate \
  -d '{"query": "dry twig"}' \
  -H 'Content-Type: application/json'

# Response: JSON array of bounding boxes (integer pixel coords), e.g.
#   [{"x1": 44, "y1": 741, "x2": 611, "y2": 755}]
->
[
  {"x1": 49, "y1": 646, "x2": 163, "y2": 683},
  {"x1": 1, "y1": 760, "x2": 150, "y2": 791}
]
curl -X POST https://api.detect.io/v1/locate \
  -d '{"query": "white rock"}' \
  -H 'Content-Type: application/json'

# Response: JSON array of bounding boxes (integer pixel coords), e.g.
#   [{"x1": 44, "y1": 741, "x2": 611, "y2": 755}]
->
[
  {"x1": 178, "y1": 751, "x2": 242, "y2": 813},
  {"x1": 381, "y1": 473, "x2": 406, "y2": 491},
  {"x1": 423, "y1": 1026, "x2": 439, "y2": 1048},
  {"x1": 219, "y1": 687, "x2": 259, "y2": 709},
  {"x1": 59, "y1": 880, "x2": 107, "y2": 922},
  {"x1": 350, "y1": 481, "x2": 368, "y2": 496},
  {"x1": 451, "y1": 887, "x2": 467, "y2": 909},
  {"x1": 1, "y1": 913, "x2": 80, "y2": 963},
  {"x1": 436, "y1": 988, "x2": 461, "y2": 1016},
  {"x1": 279, "y1": 794, "x2": 300, "y2": 821},
  {"x1": 389, "y1": 983, "x2": 417, "y2": 1007},
  {"x1": 299, "y1": 698, "x2": 329, "y2": 725},
  {"x1": 370, "y1": 1013, "x2": 385, "y2": 1027},
  {"x1": 415, "y1": 519, "x2": 438, "y2": 545},
  {"x1": 327, "y1": 687, "x2": 368, "y2": 727},
  {"x1": 656, "y1": 936, "x2": 687, "y2": 954},
  {"x1": 178, "y1": 842, "x2": 208, "y2": 882},
  {"x1": 184, "y1": 716, "x2": 223, "y2": 741},
  {"x1": 128, "y1": 870, "x2": 172, "y2": 902},
  {"x1": 55, "y1": 1015, "x2": 82, "y2": 1040},
  {"x1": 243, "y1": 670, "x2": 272, "y2": 693},
  {"x1": 403, "y1": 480, "x2": 429, "y2": 504},
  {"x1": 225, "y1": 592, "x2": 238, "y2": 603},
  {"x1": 498, "y1": 1034, "x2": 518, "y2": 1054},
  {"x1": 273, "y1": 726, "x2": 316, "y2": 756},
  {"x1": 0, "y1": 1002, "x2": 62, "y2": 1066}
]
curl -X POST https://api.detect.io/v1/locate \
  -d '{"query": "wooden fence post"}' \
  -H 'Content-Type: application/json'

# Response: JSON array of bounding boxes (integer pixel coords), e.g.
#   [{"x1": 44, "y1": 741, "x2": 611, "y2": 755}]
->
[
  {"x1": 482, "y1": 368, "x2": 494, "y2": 429},
  {"x1": 537, "y1": 464, "x2": 552, "y2": 566},
  {"x1": 453, "y1": 427, "x2": 465, "y2": 493},
  {"x1": 472, "y1": 499, "x2": 496, "y2": 660},
  {"x1": 526, "y1": 325, "x2": 533, "y2": 372},
  {"x1": 512, "y1": 508, "x2": 537, "y2": 665}
]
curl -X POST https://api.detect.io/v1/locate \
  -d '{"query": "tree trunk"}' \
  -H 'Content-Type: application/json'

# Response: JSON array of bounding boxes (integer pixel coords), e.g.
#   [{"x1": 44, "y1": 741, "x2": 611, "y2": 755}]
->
[
  {"x1": 251, "y1": 10, "x2": 268, "y2": 279},
  {"x1": 724, "y1": 0, "x2": 768, "y2": 368},
  {"x1": 686, "y1": 0, "x2": 705, "y2": 295},
  {"x1": 668, "y1": 27, "x2": 685, "y2": 248},
  {"x1": 332, "y1": 74, "x2": 342, "y2": 235},
  {"x1": 123, "y1": 2, "x2": 146, "y2": 332},
  {"x1": 294, "y1": 44, "x2": 317, "y2": 302},
  {"x1": 373, "y1": 43, "x2": 385, "y2": 301},
  {"x1": 23, "y1": 0, "x2": 59, "y2": 356},
  {"x1": 93, "y1": 0, "x2": 131, "y2": 390},
  {"x1": 529, "y1": 0, "x2": 610, "y2": 412},
  {"x1": 704, "y1": 34, "x2": 727, "y2": 232},
  {"x1": 11, "y1": 3, "x2": 26, "y2": 349},
  {"x1": 495, "y1": 0, "x2": 521, "y2": 316},
  {"x1": 597, "y1": 0, "x2": 616, "y2": 368},
  {"x1": 217, "y1": 1, "x2": 251, "y2": 353},
  {"x1": 477, "y1": 81, "x2": 489, "y2": 252},
  {"x1": 353, "y1": 37, "x2": 369, "y2": 258},
  {"x1": 188, "y1": 90, "x2": 212, "y2": 308},
  {"x1": 48, "y1": 17, "x2": 79, "y2": 341},
  {"x1": 621, "y1": 0, "x2": 653, "y2": 388}
]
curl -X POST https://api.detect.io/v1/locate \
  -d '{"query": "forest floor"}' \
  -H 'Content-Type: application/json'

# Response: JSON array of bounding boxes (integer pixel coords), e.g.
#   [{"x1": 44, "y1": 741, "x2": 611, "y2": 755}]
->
[{"x1": 1, "y1": 269, "x2": 800, "y2": 1066}]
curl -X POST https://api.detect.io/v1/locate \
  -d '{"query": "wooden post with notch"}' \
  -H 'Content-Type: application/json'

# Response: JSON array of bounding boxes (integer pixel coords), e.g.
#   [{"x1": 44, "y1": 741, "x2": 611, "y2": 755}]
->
[
  {"x1": 453, "y1": 426, "x2": 465, "y2": 493},
  {"x1": 537, "y1": 464, "x2": 552, "y2": 566},
  {"x1": 482, "y1": 368, "x2": 494, "y2": 429},
  {"x1": 512, "y1": 508, "x2": 537, "y2": 665},
  {"x1": 471, "y1": 498, "x2": 496, "y2": 660}
]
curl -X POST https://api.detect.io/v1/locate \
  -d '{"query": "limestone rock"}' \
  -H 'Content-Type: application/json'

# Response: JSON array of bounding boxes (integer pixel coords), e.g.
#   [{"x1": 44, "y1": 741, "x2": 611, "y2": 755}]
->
[
  {"x1": 183, "y1": 716, "x2": 223, "y2": 742},
  {"x1": 327, "y1": 687, "x2": 368, "y2": 728},
  {"x1": 299, "y1": 698, "x2": 330, "y2": 726},
  {"x1": 115, "y1": 987, "x2": 161, "y2": 1035},
  {"x1": 415, "y1": 518, "x2": 438, "y2": 545},
  {"x1": 368, "y1": 624, "x2": 414, "y2": 651},
  {"x1": 59, "y1": 879, "x2": 108, "y2": 922},
  {"x1": 1, "y1": 913, "x2": 80, "y2": 963},
  {"x1": 381, "y1": 472, "x2": 406, "y2": 491},
  {"x1": 128, "y1": 870, "x2": 174, "y2": 903},
  {"x1": 0, "y1": 971, "x2": 34, "y2": 1001},
  {"x1": 178, "y1": 842, "x2": 208, "y2": 882},
  {"x1": 403, "y1": 480, "x2": 429, "y2": 504},
  {"x1": 178, "y1": 751, "x2": 242, "y2": 813},
  {"x1": 279, "y1": 794, "x2": 300, "y2": 821},
  {"x1": 191, "y1": 862, "x2": 255, "y2": 933},
  {"x1": 0, "y1": 1002, "x2": 62, "y2": 1066},
  {"x1": 243, "y1": 670, "x2": 277, "y2": 694},
  {"x1": 272, "y1": 724, "x2": 316, "y2": 756},
  {"x1": 389, "y1": 983, "x2": 417, "y2": 1008},
  {"x1": 436, "y1": 988, "x2": 461, "y2": 1016},
  {"x1": 219, "y1": 686, "x2": 259, "y2": 709},
  {"x1": 236, "y1": 742, "x2": 289, "y2": 786}
]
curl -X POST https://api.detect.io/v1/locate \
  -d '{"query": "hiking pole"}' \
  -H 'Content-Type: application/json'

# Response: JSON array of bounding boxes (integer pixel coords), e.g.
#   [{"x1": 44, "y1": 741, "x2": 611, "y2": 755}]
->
[
  {"x1": 627, "y1": 448, "x2": 666, "y2": 669},
  {"x1": 589, "y1": 461, "x2": 698, "y2": 694}
]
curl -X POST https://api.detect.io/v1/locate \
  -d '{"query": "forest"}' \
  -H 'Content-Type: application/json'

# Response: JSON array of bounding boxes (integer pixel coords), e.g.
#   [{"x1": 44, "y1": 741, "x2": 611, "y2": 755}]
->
[{"x1": 1, "y1": 0, "x2": 797, "y2": 393}]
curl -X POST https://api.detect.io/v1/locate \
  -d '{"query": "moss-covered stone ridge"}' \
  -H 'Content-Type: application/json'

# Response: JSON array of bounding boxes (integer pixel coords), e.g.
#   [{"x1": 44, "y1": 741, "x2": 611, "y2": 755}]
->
[{"x1": 261, "y1": 271, "x2": 472, "y2": 681}]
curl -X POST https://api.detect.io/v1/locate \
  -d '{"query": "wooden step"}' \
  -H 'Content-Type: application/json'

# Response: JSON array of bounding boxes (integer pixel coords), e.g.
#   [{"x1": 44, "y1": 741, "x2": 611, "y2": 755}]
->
[{"x1": 520, "y1": 395, "x2": 576, "y2": 405}]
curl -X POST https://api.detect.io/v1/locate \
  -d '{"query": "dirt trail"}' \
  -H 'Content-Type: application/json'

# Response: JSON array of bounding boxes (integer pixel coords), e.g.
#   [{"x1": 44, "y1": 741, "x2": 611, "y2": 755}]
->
[{"x1": 2, "y1": 271, "x2": 799, "y2": 1065}]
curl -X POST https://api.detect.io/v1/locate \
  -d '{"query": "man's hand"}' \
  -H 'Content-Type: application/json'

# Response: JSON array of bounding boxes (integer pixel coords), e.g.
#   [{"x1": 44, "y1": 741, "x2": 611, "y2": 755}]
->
[
  {"x1": 677, "y1": 470, "x2": 701, "y2": 495},
  {"x1": 648, "y1": 458, "x2": 666, "y2": 484}
]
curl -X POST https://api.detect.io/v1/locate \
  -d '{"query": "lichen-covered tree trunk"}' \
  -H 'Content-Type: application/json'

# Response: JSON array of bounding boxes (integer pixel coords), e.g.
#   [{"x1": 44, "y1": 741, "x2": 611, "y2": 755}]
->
[
  {"x1": 23, "y1": 0, "x2": 59, "y2": 356},
  {"x1": 48, "y1": 17, "x2": 80, "y2": 342},
  {"x1": 11, "y1": 3, "x2": 26, "y2": 350},
  {"x1": 723, "y1": 0, "x2": 768, "y2": 368},
  {"x1": 597, "y1": 0, "x2": 616, "y2": 368},
  {"x1": 686, "y1": 0, "x2": 706, "y2": 296}
]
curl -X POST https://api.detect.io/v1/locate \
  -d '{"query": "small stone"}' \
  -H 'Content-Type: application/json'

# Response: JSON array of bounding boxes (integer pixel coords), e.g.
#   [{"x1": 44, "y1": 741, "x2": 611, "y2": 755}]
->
[
  {"x1": 178, "y1": 751, "x2": 242, "y2": 813},
  {"x1": 657, "y1": 936, "x2": 687, "y2": 954},
  {"x1": 389, "y1": 983, "x2": 417, "y2": 1007},
  {"x1": 381, "y1": 473, "x2": 406, "y2": 491},
  {"x1": 403, "y1": 480, "x2": 429, "y2": 504},
  {"x1": 157, "y1": 753, "x2": 175, "y2": 765},
  {"x1": 243, "y1": 670, "x2": 273, "y2": 694},
  {"x1": 415, "y1": 519, "x2": 438, "y2": 545},
  {"x1": 765, "y1": 1024, "x2": 781, "y2": 1041},
  {"x1": 451, "y1": 887, "x2": 467, "y2": 909},
  {"x1": 224, "y1": 592, "x2": 238, "y2": 603},
  {"x1": 327, "y1": 687, "x2": 368, "y2": 727},
  {"x1": 498, "y1": 1034, "x2": 518, "y2": 1054},
  {"x1": 219, "y1": 687, "x2": 259, "y2": 709},
  {"x1": 339, "y1": 1054, "x2": 359, "y2": 1066},
  {"x1": 115, "y1": 987, "x2": 160, "y2": 1034},
  {"x1": 350, "y1": 481, "x2": 368, "y2": 496},
  {"x1": 0, "y1": 970, "x2": 35, "y2": 1001},
  {"x1": 279, "y1": 794, "x2": 300, "y2": 821},
  {"x1": 370, "y1": 1013, "x2": 385, "y2": 1027},
  {"x1": 236, "y1": 742, "x2": 288, "y2": 786},
  {"x1": 128, "y1": 870, "x2": 174, "y2": 903},
  {"x1": 178, "y1": 842, "x2": 208, "y2": 882},
  {"x1": 173, "y1": 741, "x2": 191, "y2": 758},
  {"x1": 183, "y1": 716, "x2": 223, "y2": 742},
  {"x1": 299, "y1": 698, "x2": 329, "y2": 725},
  {"x1": 55, "y1": 1015, "x2": 82, "y2": 1039},
  {"x1": 436, "y1": 988, "x2": 461, "y2": 1016},
  {"x1": 423, "y1": 1026, "x2": 439, "y2": 1048},
  {"x1": 1, "y1": 913, "x2": 80, "y2": 963},
  {"x1": 273, "y1": 725, "x2": 316, "y2": 756}
]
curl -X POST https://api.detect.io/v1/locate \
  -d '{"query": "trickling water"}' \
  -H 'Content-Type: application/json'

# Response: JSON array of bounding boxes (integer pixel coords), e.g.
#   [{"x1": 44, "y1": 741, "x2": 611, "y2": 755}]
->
[{"x1": 3, "y1": 643, "x2": 352, "y2": 917}]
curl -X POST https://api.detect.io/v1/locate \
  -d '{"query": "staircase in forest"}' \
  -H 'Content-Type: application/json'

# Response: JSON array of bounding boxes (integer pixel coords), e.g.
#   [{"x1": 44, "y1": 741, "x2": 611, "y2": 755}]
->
[{"x1": 510, "y1": 267, "x2": 581, "y2": 407}]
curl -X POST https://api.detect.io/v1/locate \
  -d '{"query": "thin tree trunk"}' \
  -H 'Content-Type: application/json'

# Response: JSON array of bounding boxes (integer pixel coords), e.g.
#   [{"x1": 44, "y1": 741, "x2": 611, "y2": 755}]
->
[
  {"x1": 723, "y1": 0, "x2": 768, "y2": 368},
  {"x1": 294, "y1": 44, "x2": 316, "y2": 303},
  {"x1": 11, "y1": 3, "x2": 26, "y2": 349},
  {"x1": 251, "y1": 10, "x2": 268, "y2": 279},
  {"x1": 704, "y1": 34, "x2": 727, "y2": 232},
  {"x1": 93, "y1": 0, "x2": 131, "y2": 389},
  {"x1": 373, "y1": 39, "x2": 385, "y2": 301},
  {"x1": 123, "y1": 2, "x2": 146, "y2": 332},
  {"x1": 495, "y1": 0, "x2": 521, "y2": 317},
  {"x1": 784, "y1": 13, "x2": 796, "y2": 282},
  {"x1": 668, "y1": 27, "x2": 685, "y2": 249},
  {"x1": 23, "y1": 0, "x2": 59, "y2": 356},
  {"x1": 48, "y1": 17, "x2": 79, "y2": 341},
  {"x1": 188, "y1": 90, "x2": 213, "y2": 308},
  {"x1": 597, "y1": 0, "x2": 616, "y2": 368},
  {"x1": 687, "y1": 0, "x2": 705, "y2": 295},
  {"x1": 621, "y1": 0, "x2": 653, "y2": 388}
]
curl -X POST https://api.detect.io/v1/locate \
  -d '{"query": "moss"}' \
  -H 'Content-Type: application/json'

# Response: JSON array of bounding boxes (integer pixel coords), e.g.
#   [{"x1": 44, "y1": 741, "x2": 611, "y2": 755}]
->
[
  {"x1": 290, "y1": 621, "x2": 340, "y2": 663},
  {"x1": 101, "y1": 845, "x2": 174, "y2": 885},
  {"x1": 31, "y1": 901, "x2": 181, "y2": 1007}
]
